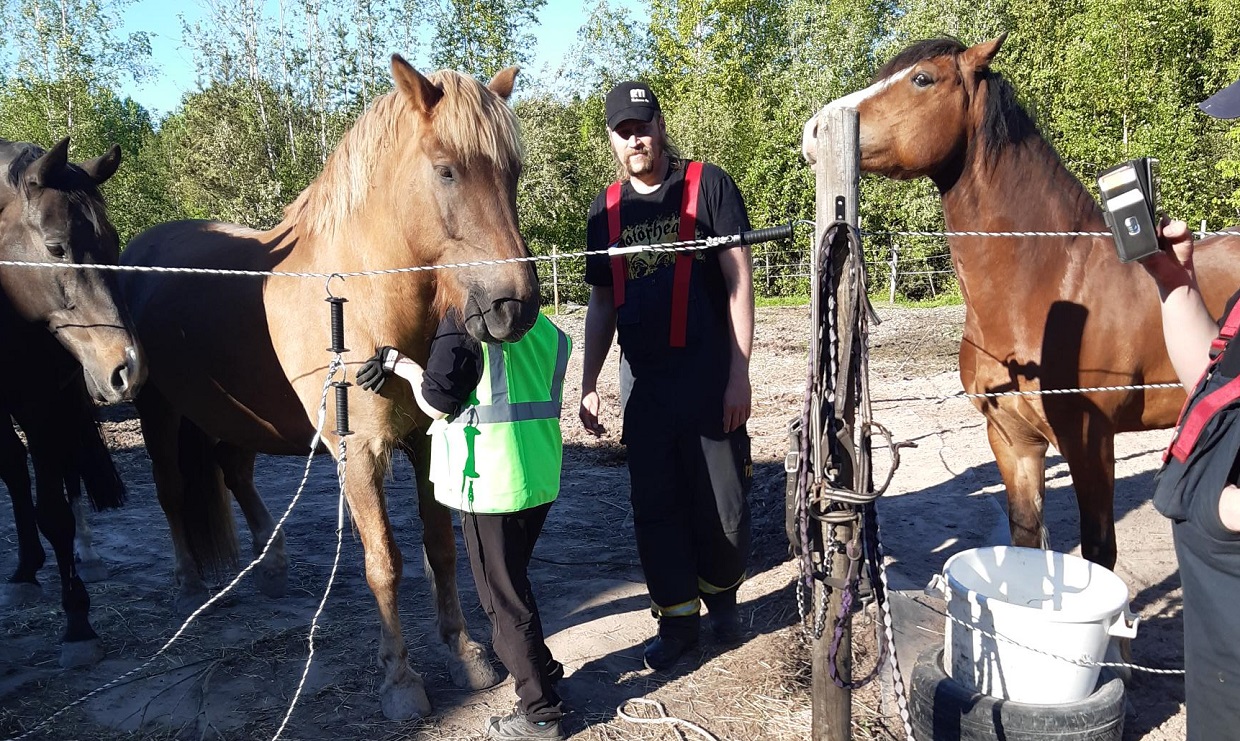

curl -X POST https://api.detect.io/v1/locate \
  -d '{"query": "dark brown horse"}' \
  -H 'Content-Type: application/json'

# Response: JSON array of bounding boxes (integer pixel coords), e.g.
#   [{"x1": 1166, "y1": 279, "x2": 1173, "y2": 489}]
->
[
  {"x1": 802, "y1": 35, "x2": 1240, "y2": 569},
  {"x1": 0, "y1": 136, "x2": 143, "y2": 666},
  {"x1": 119, "y1": 57, "x2": 539, "y2": 719}
]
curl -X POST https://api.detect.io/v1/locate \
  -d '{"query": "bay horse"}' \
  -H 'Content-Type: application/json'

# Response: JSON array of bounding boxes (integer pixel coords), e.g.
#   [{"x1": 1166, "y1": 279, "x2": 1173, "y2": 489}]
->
[
  {"x1": 801, "y1": 35, "x2": 1240, "y2": 570},
  {"x1": 119, "y1": 56, "x2": 539, "y2": 720},
  {"x1": 0, "y1": 136, "x2": 144, "y2": 666}
]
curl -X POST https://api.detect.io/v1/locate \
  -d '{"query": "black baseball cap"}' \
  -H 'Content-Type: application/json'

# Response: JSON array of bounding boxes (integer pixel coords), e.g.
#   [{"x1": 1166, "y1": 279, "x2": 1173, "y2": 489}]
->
[
  {"x1": 1200, "y1": 78, "x2": 1240, "y2": 119},
  {"x1": 606, "y1": 81, "x2": 661, "y2": 129}
]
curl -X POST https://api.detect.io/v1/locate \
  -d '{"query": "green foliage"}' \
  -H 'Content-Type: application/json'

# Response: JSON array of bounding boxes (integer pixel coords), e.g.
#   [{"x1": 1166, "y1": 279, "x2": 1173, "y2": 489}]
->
[
  {"x1": 429, "y1": 0, "x2": 547, "y2": 81},
  {"x1": 2, "y1": 0, "x2": 1238, "y2": 294}
]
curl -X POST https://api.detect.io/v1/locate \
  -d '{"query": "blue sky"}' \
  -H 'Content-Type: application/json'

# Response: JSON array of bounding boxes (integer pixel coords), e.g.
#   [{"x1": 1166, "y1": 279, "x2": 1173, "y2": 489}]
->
[{"x1": 117, "y1": 0, "x2": 642, "y2": 117}]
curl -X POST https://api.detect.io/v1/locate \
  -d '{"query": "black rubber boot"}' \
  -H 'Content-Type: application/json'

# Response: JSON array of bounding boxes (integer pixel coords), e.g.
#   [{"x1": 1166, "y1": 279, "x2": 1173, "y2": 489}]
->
[
  {"x1": 703, "y1": 589, "x2": 744, "y2": 645},
  {"x1": 643, "y1": 614, "x2": 700, "y2": 671}
]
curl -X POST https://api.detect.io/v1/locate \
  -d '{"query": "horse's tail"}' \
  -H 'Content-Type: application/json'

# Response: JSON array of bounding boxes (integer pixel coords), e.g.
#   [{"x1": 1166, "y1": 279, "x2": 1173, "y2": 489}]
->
[
  {"x1": 176, "y1": 418, "x2": 239, "y2": 577},
  {"x1": 76, "y1": 415, "x2": 125, "y2": 511}
]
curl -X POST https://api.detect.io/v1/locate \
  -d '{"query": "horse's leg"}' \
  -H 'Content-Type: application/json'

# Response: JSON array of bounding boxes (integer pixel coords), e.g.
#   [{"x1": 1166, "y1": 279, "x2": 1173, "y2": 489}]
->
[
  {"x1": 1055, "y1": 414, "x2": 1118, "y2": 569},
  {"x1": 135, "y1": 387, "x2": 213, "y2": 613},
  {"x1": 985, "y1": 415, "x2": 1050, "y2": 549},
  {"x1": 27, "y1": 434, "x2": 103, "y2": 667},
  {"x1": 216, "y1": 443, "x2": 287, "y2": 598},
  {"x1": 0, "y1": 419, "x2": 44, "y2": 605},
  {"x1": 346, "y1": 440, "x2": 431, "y2": 720},
  {"x1": 71, "y1": 494, "x2": 108, "y2": 583},
  {"x1": 401, "y1": 434, "x2": 498, "y2": 690}
]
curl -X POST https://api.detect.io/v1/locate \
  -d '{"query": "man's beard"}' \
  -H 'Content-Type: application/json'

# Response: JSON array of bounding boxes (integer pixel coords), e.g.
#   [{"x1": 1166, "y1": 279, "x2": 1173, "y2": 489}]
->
[{"x1": 625, "y1": 149, "x2": 659, "y2": 177}]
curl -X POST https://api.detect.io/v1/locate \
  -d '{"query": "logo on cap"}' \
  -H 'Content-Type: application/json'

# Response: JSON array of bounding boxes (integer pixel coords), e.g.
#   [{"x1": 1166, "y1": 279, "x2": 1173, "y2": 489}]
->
[{"x1": 630, "y1": 89, "x2": 649, "y2": 103}]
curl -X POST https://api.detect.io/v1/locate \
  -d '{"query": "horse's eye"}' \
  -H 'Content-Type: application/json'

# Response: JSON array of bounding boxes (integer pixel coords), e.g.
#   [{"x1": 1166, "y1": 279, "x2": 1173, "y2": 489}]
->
[
  {"x1": 435, "y1": 165, "x2": 455, "y2": 182},
  {"x1": 46, "y1": 242, "x2": 66, "y2": 258},
  {"x1": 913, "y1": 72, "x2": 933, "y2": 88}
]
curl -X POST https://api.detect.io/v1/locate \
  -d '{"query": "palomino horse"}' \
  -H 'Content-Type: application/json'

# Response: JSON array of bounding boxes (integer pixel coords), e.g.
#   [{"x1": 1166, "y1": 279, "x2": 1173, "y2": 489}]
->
[
  {"x1": 119, "y1": 56, "x2": 538, "y2": 719},
  {"x1": 802, "y1": 36, "x2": 1240, "y2": 570},
  {"x1": 0, "y1": 137, "x2": 144, "y2": 666}
]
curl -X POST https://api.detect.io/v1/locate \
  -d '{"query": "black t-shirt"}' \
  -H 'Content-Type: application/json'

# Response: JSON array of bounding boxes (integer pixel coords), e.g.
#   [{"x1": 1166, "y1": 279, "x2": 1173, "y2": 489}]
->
[
  {"x1": 419, "y1": 310, "x2": 483, "y2": 417},
  {"x1": 584, "y1": 160, "x2": 750, "y2": 372},
  {"x1": 585, "y1": 160, "x2": 751, "y2": 288}
]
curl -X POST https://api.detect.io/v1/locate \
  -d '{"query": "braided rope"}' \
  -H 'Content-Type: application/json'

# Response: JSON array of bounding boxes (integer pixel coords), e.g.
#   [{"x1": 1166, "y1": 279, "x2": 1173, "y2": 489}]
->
[
  {"x1": 865, "y1": 229, "x2": 1240, "y2": 239},
  {"x1": 272, "y1": 363, "x2": 351, "y2": 740},
  {"x1": 0, "y1": 234, "x2": 733, "y2": 279},
  {"x1": 933, "y1": 598, "x2": 1184, "y2": 676},
  {"x1": 4, "y1": 359, "x2": 342, "y2": 741},
  {"x1": 617, "y1": 698, "x2": 720, "y2": 740},
  {"x1": 875, "y1": 381, "x2": 1183, "y2": 405}
]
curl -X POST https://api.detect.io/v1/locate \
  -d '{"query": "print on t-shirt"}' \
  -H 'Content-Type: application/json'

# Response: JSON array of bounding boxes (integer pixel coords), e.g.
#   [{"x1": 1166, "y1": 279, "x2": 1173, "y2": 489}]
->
[{"x1": 618, "y1": 214, "x2": 704, "y2": 279}]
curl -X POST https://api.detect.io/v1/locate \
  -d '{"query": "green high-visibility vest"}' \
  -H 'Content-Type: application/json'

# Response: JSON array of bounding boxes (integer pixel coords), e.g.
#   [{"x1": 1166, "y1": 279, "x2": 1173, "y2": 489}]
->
[{"x1": 429, "y1": 314, "x2": 571, "y2": 513}]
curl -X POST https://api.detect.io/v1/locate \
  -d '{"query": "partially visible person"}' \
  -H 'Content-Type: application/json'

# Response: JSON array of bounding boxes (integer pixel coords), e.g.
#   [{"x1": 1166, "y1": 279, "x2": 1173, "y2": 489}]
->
[
  {"x1": 1142, "y1": 77, "x2": 1240, "y2": 741},
  {"x1": 357, "y1": 309, "x2": 572, "y2": 741},
  {"x1": 578, "y1": 80, "x2": 755, "y2": 672}
]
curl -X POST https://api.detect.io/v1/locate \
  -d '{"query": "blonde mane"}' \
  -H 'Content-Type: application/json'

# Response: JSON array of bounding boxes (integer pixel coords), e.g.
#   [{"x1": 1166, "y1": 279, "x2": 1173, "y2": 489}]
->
[{"x1": 282, "y1": 69, "x2": 523, "y2": 237}]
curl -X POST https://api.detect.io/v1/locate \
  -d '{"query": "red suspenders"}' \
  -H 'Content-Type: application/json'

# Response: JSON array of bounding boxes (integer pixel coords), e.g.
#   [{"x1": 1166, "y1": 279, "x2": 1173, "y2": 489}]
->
[
  {"x1": 1167, "y1": 299, "x2": 1240, "y2": 462},
  {"x1": 605, "y1": 161, "x2": 703, "y2": 348}
]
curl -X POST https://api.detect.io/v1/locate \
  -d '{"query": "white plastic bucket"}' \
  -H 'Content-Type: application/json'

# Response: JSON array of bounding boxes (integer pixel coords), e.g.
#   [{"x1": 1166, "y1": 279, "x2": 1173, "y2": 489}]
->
[{"x1": 937, "y1": 546, "x2": 1138, "y2": 705}]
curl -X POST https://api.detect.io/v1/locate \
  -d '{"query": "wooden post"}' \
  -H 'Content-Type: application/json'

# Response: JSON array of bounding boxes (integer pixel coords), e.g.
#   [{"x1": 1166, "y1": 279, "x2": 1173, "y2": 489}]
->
[
  {"x1": 888, "y1": 243, "x2": 898, "y2": 304},
  {"x1": 551, "y1": 244, "x2": 560, "y2": 314},
  {"x1": 812, "y1": 104, "x2": 860, "y2": 741}
]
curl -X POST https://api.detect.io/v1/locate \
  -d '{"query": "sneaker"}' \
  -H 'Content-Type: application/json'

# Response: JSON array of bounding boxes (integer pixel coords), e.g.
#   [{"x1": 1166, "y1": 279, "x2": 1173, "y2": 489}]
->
[
  {"x1": 642, "y1": 633, "x2": 699, "y2": 672},
  {"x1": 485, "y1": 710, "x2": 566, "y2": 740}
]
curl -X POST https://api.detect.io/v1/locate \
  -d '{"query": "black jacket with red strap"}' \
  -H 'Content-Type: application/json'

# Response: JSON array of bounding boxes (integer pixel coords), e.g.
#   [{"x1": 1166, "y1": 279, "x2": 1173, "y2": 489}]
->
[
  {"x1": 1153, "y1": 292, "x2": 1240, "y2": 741},
  {"x1": 1156, "y1": 293, "x2": 1240, "y2": 519}
]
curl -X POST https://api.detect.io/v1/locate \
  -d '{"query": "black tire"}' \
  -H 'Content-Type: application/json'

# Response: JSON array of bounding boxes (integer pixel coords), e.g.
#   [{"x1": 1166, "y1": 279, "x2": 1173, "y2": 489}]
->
[{"x1": 908, "y1": 647, "x2": 1125, "y2": 741}]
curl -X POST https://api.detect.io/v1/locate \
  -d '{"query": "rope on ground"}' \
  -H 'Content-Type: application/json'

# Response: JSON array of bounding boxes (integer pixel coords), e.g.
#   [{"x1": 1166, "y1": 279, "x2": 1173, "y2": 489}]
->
[
  {"x1": 2, "y1": 359, "x2": 342, "y2": 741},
  {"x1": 617, "y1": 698, "x2": 720, "y2": 741}
]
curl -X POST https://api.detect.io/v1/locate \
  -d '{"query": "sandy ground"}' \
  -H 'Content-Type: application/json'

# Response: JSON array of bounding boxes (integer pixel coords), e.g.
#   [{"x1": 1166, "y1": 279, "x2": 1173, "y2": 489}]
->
[{"x1": 0, "y1": 304, "x2": 1186, "y2": 740}]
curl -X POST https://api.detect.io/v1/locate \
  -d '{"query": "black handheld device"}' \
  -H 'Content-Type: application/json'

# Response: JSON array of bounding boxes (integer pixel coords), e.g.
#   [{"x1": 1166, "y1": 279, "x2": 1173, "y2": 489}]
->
[{"x1": 1097, "y1": 157, "x2": 1161, "y2": 263}]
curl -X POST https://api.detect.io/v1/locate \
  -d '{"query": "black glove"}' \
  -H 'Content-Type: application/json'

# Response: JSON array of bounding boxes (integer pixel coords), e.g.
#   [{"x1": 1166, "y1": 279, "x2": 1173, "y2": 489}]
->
[{"x1": 357, "y1": 346, "x2": 400, "y2": 393}]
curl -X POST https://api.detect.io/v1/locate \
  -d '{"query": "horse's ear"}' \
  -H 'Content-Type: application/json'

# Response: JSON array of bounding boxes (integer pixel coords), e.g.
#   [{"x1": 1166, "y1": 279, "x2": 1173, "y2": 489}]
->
[
  {"x1": 32, "y1": 137, "x2": 70, "y2": 187},
  {"x1": 80, "y1": 144, "x2": 122, "y2": 186},
  {"x1": 487, "y1": 67, "x2": 520, "y2": 101},
  {"x1": 391, "y1": 54, "x2": 443, "y2": 113},
  {"x1": 961, "y1": 33, "x2": 1008, "y2": 73}
]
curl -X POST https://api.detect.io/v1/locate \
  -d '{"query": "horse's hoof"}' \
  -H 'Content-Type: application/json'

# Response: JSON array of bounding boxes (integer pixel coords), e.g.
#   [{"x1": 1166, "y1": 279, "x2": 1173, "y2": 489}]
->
[
  {"x1": 75, "y1": 558, "x2": 109, "y2": 583},
  {"x1": 60, "y1": 638, "x2": 104, "y2": 668},
  {"x1": 1, "y1": 581, "x2": 44, "y2": 606},
  {"x1": 379, "y1": 674, "x2": 432, "y2": 720},
  {"x1": 175, "y1": 588, "x2": 210, "y2": 616},
  {"x1": 447, "y1": 641, "x2": 500, "y2": 690},
  {"x1": 256, "y1": 564, "x2": 288, "y2": 598}
]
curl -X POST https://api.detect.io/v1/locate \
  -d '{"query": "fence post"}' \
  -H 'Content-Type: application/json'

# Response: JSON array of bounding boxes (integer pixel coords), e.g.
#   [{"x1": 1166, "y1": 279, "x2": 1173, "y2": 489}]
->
[
  {"x1": 888, "y1": 242, "x2": 898, "y2": 304},
  {"x1": 551, "y1": 244, "x2": 560, "y2": 314},
  {"x1": 813, "y1": 103, "x2": 860, "y2": 741},
  {"x1": 765, "y1": 249, "x2": 772, "y2": 296}
]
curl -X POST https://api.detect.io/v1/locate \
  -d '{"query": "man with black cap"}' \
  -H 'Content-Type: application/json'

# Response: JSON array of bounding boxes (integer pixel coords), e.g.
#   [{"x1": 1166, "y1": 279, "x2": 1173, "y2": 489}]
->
[
  {"x1": 578, "y1": 80, "x2": 755, "y2": 672},
  {"x1": 1143, "y1": 76, "x2": 1240, "y2": 740}
]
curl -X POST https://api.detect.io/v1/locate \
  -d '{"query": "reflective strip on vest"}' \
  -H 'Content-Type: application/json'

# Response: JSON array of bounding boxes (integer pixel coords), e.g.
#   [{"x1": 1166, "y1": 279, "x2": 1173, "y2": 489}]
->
[{"x1": 471, "y1": 328, "x2": 571, "y2": 424}]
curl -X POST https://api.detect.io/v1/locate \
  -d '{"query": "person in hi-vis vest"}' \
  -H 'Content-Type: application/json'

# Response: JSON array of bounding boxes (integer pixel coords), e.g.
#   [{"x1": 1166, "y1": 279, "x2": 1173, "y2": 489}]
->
[{"x1": 358, "y1": 310, "x2": 572, "y2": 741}]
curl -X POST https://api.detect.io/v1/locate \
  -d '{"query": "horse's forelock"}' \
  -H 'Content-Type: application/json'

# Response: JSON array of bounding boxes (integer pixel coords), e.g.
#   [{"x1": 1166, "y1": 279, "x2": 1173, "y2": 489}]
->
[
  {"x1": 425, "y1": 70, "x2": 522, "y2": 174},
  {"x1": 1, "y1": 146, "x2": 115, "y2": 246},
  {"x1": 873, "y1": 37, "x2": 967, "y2": 83}
]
